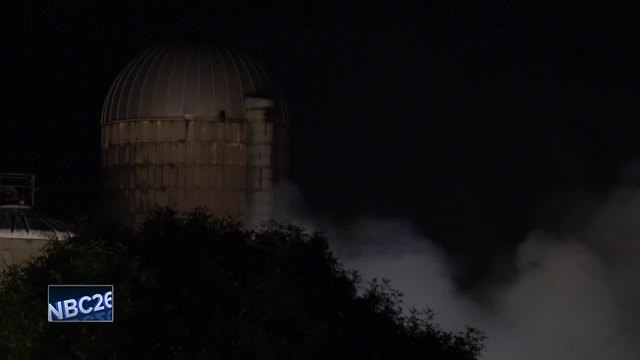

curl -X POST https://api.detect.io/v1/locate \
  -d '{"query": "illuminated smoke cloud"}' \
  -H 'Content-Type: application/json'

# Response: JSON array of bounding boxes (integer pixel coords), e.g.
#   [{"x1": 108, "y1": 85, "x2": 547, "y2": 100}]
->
[{"x1": 274, "y1": 180, "x2": 640, "y2": 359}]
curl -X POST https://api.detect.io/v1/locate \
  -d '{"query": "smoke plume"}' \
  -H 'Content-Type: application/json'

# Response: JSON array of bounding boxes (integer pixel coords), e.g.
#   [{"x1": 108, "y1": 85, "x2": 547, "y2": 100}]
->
[{"x1": 273, "y1": 180, "x2": 640, "y2": 359}]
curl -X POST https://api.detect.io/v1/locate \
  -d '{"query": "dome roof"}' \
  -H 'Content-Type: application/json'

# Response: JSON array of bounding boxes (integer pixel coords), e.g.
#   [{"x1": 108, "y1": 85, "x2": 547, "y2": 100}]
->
[
  {"x1": 101, "y1": 42, "x2": 289, "y2": 124},
  {"x1": 0, "y1": 205, "x2": 72, "y2": 240}
]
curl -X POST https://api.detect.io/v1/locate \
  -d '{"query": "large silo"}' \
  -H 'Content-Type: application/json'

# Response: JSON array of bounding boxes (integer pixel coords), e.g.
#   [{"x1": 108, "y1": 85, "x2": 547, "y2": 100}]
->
[
  {"x1": 0, "y1": 174, "x2": 71, "y2": 269},
  {"x1": 100, "y1": 42, "x2": 289, "y2": 226}
]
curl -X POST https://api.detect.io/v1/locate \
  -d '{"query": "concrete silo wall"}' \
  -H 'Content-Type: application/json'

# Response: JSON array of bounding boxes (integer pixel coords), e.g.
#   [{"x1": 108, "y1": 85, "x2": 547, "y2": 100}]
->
[
  {"x1": 101, "y1": 117, "x2": 248, "y2": 225},
  {"x1": 245, "y1": 97, "x2": 274, "y2": 227}
]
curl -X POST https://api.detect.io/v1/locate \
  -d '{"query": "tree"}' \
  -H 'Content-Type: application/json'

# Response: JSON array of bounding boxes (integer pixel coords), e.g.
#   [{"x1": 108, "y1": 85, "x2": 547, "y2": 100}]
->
[{"x1": 0, "y1": 208, "x2": 484, "y2": 359}]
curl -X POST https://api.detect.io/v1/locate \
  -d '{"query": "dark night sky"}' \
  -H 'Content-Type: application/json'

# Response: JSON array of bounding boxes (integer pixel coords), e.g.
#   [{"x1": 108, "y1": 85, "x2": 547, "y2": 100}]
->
[{"x1": 2, "y1": 1, "x2": 640, "y2": 285}]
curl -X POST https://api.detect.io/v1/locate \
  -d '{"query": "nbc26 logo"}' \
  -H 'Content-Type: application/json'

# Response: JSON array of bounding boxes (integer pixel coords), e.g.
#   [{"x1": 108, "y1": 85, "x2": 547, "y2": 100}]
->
[{"x1": 48, "y1": 285, "x2": 114, "y2": 322}]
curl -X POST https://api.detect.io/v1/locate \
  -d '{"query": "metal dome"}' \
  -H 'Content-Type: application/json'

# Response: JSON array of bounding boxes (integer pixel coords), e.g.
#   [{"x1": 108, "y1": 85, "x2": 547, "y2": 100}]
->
[{"x1": 101, "y1": 42, "x2": 289, "y2": 124}]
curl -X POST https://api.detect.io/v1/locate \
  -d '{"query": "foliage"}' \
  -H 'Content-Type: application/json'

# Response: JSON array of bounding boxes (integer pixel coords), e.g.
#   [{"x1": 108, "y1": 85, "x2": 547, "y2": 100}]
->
[{"x1": 0, "y1": 208, "x2": 484, "y2": 359}]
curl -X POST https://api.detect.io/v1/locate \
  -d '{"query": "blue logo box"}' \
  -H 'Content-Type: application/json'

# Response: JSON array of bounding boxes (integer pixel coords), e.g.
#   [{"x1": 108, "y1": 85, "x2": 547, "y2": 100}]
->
[{"x1": 48, "y1": 285, "x2": 114, "y2": 322}]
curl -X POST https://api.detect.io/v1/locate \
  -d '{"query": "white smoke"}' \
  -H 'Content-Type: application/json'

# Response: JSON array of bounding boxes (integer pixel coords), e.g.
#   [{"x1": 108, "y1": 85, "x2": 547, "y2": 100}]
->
[{"x1": 273, "y1": 181, "x2": 640, "y2": 359}]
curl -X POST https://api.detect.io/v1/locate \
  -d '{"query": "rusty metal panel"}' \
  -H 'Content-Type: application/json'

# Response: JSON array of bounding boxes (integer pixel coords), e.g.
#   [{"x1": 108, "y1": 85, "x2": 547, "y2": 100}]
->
[
  {"x1": 235, "y1": 191, "x2": 246, "y2": 213},
  {"x1": 169, "y1": 143, "x2": 179, "y2": 164},
  {"x1": 205, "y1": 167, "x2": 216, "y2": 188},
  {"x1": 186, "y1": 166, "x2": 194, "y2": 188},
  {"x1": 239, "y1": 123, "x2": 247, "y2": 140},
  {"x1": 231, "y1": 143, "x2": 247, "y2": 165},
  {"x1": 173, "y1": 121, "x2": 186, "y2": 140},
  {"x1": 144, "y1": 143, "x2": 152, "y2": 164},
  {"x1": 213, "y1": 190, "x2": 225, "y2": 214},
  {"x1": 160, "y1": 142, "x2": 171, "y2": 164},
  {"x1": 186, "y1": 121, "x2": 195, "y2": 140},
  {"x1": 161, "y1": 122, "x2": 173, "y2": 141},
  {"x1": 185, "y1": 189, "x2": 195, "y2": 211},
  {"x1": 238, "y1": 168, "x2": 247, "y2": 189},
  {"x1": 108, "y1": 125, "x2": 118, "y2": 145},
  {"x1": 177, "y1": 143, "x2": 186, "y2": 164},
  {"x1": 191, "y1": 122, "x2": 202, "y2": 142},
  {"x1": 119, "y1": 144, "x2": 127, "y2": 164},
  {"x1": 211, "y1": 123, "x2": 222, "y2": 141},
  {"x1": 176, "y1": 189, "x2": 186, "y2": 212},
  {"x1": 162, "y1": 166, "x2": 171, "y2": 187},
  {"x1": 155, "y1": 189, "x2": 169, "y2": 208},
  {"x1": 224, "y1": 166, "x2": 245, "y2": 190},
  {"x1": 151, "y1": 120, "x2": 159, "y2": 140},
  {"x1": 223, "y1": 167, "x2": 233, "y2": 189},
  {"x1": 198, "y1": 189, "x2": 209, "y2": 210},
  {"x1": 201, "y1": 167, "x2": 214, "y2": 188},
  {"x1": 151, "y1": 165, "x2": 160, "y2": 187},
  {"x1": 224, "y1": 123, "x2": 238, "y2": 142},
  {"x1": 169, "y1": 166, "x2": 178, "y2": 188},
  {"x1": 207, "y1": 190, "x2": 220, "y2": 214},
  {"x1": 196, "y1": 143, "x2": 205, "y2": 163},
  {"x1": 127, "y1": 169, "x2": 134, "y2": 189},
  {"x1": 223, "y1": 144, "x2": 233, "y2": 165},
  {"x1": 193, "y1": 167, "x2": 204, "y2": 188},
  {"x1": 133, "y1": 189, "x2": 141, "y2": 212},
  {"x1": 167, "y1": 168, "x2": 175, "y2": 187},
  {"x1": 148, "y1": 143, "x2": 157, "y2": 165},
  {"x1": 238, "y1": 144, "x2": 247, "y2": 165},
  {"x1": 187, "y1": 142, "x2": 194, "y2": 163},
  {"x1": 201, "y1": 122, "x2": 214, "y2": 141},
  {"x1": 135, "y1": 166, "x2": 147, "y2": 188},
  {"x1": 140, "y1": 193, "x2": 149, "y2": 215},
  {"x1": 193, "y1": 188, "x2": 208, "y2": 208},
  {"x1": 210, "y1": 142, "x2": 219, "y2": 164},
  {"x1": 129, "y1": 122, "x2": 136, "y2": 143},
  {"x1": 222, "y1": 191, "x2": 233, "y2": 213},
  {"x1": 119, "y1": 122, "x2": 128, "y2": 143},
  {"x1": 223, "y1": 191, "x2": 244, "y2": 214},
  {"x1": 147, "y1": 166, "x2": 156, "y2": 187},
  {"x1": 134, "y1": 143, "x2": 143, "y2": 164},
  {"x1": 133, "y1": 121, "x2": 142, "y2": 142},
  {"x1": 140, "y1": 121, "x2": 149, "y2": 142},
  {"x1": 159, "y1": 121, "x2": 170, "y2": 142},
  {"x1": 199, "y1": 142, "x2": 210, "y2": 163},
  {"x1": 177, "y1": 166, "x2": 186, "y2": 187},
  {"x1": 224, "y1": 144, "x2": 234, "y2": 165},
  {"x1": 216, "y1": 166, "x2": 225, "y2": 188},
  {"x1": 166, "y1": 187, "x2": 176, "y2": 208}
]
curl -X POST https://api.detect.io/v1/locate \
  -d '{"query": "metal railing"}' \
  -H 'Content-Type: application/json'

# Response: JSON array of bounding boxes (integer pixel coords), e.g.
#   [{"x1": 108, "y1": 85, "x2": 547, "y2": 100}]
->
[{"x1": 0, "y1": 174, "x2": 36, "y2": 208}]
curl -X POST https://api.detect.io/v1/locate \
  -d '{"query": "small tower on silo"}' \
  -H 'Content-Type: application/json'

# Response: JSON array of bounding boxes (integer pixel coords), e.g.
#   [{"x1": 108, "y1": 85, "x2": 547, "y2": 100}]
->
[{"x1": 100, "y1": 42, "x2": 290, "y2": 226}]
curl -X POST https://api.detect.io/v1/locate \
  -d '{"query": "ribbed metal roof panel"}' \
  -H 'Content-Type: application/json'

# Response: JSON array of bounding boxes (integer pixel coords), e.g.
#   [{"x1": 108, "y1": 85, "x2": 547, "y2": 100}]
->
[
  {"x1": 0, "y1": 206, "x2": 72, "y2": 240},
  {"x1": 101, "y1": 42, "x2": 288, "y2": 124}
]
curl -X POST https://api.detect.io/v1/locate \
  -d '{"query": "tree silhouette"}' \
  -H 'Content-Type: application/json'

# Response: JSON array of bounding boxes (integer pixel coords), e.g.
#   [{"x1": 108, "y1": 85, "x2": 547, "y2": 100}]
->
[{"x1": 0, "y1": 208, "x2": 484, "y2": 359}]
